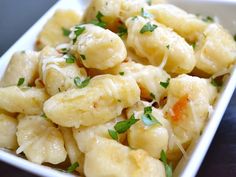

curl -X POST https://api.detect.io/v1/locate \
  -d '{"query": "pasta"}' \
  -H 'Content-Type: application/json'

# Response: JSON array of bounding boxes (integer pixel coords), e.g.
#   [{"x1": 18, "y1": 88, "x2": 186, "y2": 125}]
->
[
  {"x1": 16, "y1": 115, "x2": 67, "y2": 164},
  {"x1": 43, "y1": 75, "x2": 140, "y2": 127},
  {"x1": 126, "y1": 16, "x2": 196, "y2": 74},
  {"x1": 0, "y1": 1, "x2": 235, "y2": 176}
]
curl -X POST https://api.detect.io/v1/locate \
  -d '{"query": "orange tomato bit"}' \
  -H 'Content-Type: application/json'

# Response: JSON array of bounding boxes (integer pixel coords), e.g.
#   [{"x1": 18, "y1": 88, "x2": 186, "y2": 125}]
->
[{"x1": 171, "y1": 94, "x2": 189, "y2": 122}]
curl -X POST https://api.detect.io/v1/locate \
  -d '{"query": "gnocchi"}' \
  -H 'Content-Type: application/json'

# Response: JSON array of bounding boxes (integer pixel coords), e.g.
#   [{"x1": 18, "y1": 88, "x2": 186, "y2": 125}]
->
[
  {"x1": 44, "y1": 75, "x2": 140, "y2": 127},
  {"x1": 126, "y1": 16, "x2": 196, "y2": 74}
]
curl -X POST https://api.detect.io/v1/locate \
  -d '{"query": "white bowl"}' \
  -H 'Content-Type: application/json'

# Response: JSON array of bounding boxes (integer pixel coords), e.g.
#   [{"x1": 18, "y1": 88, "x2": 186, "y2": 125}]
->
[{"x1": 0, "y1": 0, "x2": 235, "y2": 177}]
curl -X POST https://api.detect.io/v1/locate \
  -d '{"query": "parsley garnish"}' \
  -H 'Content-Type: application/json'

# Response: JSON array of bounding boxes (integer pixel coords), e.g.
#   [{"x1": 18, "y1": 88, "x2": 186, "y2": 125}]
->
[
  {"x1": 108, "y1": 129, "x2": 118, "y2": 141},
  {"x1": 166, "y1": 45, "x2": 170, "y2": 49},
  {"x1": 146, "y1": 0, "x2": 152, "y2": 5},
  {"x1": 17, "y1": 78, "x2": 25, "y2": 86},
  {"x1": 117, "y1": 25, "x2": 128, "y2": 37},
  {"x1": 141, "y1": 106, "x2": 162, "y2": 126},
  {"x1": 114, "y1": 114, "x2": 139, "y2": 133},
  {"x1": 65, "y1": 54, "x2": 76, "y2": 63},
  {"x1": 60, "y1": 48, "x2": 69, "y2": 54},
  {"x1": 141, "y1": 8, "x2": 152, "y2": 18},
  {"x1": 41, "y1": 113, "x2": 48, "y2": 119},
  {"x1": 160, "y1": 150, "x2": 173, "y2": 177},
  {"x1": 73, "y1": 26, "x2": 86, "y2": 44},
  {"x1": 131, "y1": 16, "x2": 138, "y2": 21},
  {"x1": 160, "y1": 78, "x2": 170, "y2": 88},
  {"x1": 140, "y1": 22, "x2": 157, "y2": 34},
  {"x1": 192, "y1": 43, "x2": 196, "y2": 49},
  {"x1": 90, "y1": 11, "x2": 107, "y2": 28},
  {"x1": 234, "y1": 34, "x2": 236, "y2": 42},
  {"x1": 80, "y1": 54, "x2": 86, "y2": 60},
  {"x1": 62, "y1": 27, "x2": 70, "y2": 37},
  {"x1": 67, "y1": 162, "x2": 79, "y2": 173},
  {"x1": 74, "y1": 77, "x2": 91, "y2": 88},
  {"x1": 150, "y1": 92, "x2": 156, "y2": 99},
  {"x1": 119, "y1": 71, "x2": 125, "y2": 76},
  {"x1": 210, "y1": 78, "x2": 222, "y2": 87},
  {"x1": 202, "y1": 16, "x2": 214, "y2": 23}
]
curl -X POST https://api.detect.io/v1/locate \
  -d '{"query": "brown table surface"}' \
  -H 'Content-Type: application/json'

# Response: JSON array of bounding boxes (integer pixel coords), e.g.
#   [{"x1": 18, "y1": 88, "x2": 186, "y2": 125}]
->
[{"x1": 0, "y1": 0, "x2": 236, "y2": 177}]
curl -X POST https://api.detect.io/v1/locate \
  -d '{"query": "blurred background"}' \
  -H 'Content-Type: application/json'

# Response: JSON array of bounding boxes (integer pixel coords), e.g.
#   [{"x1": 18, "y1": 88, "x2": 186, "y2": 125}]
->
[{"x1": 0, "y1": 0, "x2": 236, "y2": 177}]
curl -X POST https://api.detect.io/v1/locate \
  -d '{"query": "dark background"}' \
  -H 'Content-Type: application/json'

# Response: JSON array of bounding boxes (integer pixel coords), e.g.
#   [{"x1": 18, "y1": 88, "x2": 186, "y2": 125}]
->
[{"x1": 0, "y1": 0, "x2": 235, "y2": 177}]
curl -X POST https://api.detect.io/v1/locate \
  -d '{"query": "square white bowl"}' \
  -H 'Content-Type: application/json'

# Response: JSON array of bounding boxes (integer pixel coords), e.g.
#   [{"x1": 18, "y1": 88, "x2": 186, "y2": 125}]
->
[{"x1": 0, "y1": 0, "x2": 235, "y2": 177}]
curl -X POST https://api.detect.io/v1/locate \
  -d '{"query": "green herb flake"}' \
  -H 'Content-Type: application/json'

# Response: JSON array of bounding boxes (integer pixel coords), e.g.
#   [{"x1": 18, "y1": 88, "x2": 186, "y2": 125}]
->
[
  {"x1": 131, "y1": 16, "x2": 138, "y2": 21},
  {"x1": 210, "y1": 78, "x2": 222, "y2": 87},
  {"x1": 114, "y1": 114, "x2": 139, "y2": 134},
  {"x1": 119, "y1": 71, "x2": 125, "y2": 76},
  {"x1": 60, "y1": 48, "x2": 69, "y2": 54},
  {"x1": 160, "y1": 78, "x2": 170, "y2": 89},
  {"x1": 65, "y1": 54, "x2": 76, "y2": 63},
  {"x1": 41, "y1": 113, "x2": 48, "y2": 119},
  {"x1": 72, "y1": 26, "x2": 86, "y2": 44},
  {"x1": 108, "y1": 129, "x2": 118, "y2": 141},
  {"x1": 74, "y1": 77, "x2": 91, "y2": 88},
  {"x1": 202, "y1": 16, "x2": 214, "y2": 23},
  {"x1": 144, "y1": 106, "x2": 152, "y2": 114},
  {"x1": 192, "y1": 43, "x2": 196, "y2": 49},
  {"x1": 141, "y1": 112, "x2": 162, "y2": 126},
  {"x1": 150, "y1": 92, "x2": 156, "y2": 99},
  {"x1": 141, "y1": 8, "x2": 152, "y2": 18},
  {"x1": 80, "y1": 54, "x2": 86, "y2": 60},
  {"x1": 166, "y1": 45, "x2": 170, "y2": 49},
  {"x1": 90, "y1": 19, "x2": 107, "y2": 28},
  {"x1": 140, "y1": 22, "x2": 157, "y2": 34},
  {"x1": 160, "y1": 150, "x2": 173, "y2": 177},
  {"x1": 17, "y1": 78, "x2": 25, "y2": 86},
  {"x1": 96, "y1": 11, "x2": 104, "y2": 22},
  {"x1": 117, "y1": 25, "x2": 128, "y2": 37},
  {"x1": 67, "y1": 162, "x2": 79, "y2": 173},
  {"x1": 62, "y1": 27, "x2": 71, "y2": 37},
  {"x1": 146, "y1": 0, "x2": 152, "y2": 5},
  {"x1": 234, "y1": 34, "x2": 236, "y2": 42}
]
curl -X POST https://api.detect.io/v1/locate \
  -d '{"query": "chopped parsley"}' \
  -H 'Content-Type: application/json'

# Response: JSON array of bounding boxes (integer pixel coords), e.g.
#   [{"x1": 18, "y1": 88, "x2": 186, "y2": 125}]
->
[
  {"x1": 59, "y1": 48, "x2": 69, "y2": 54},
  {"x1": 65, "y1": 54, "x2": 76, "y2": 63},
  {"x1": 17, "y1": 77, "x2": 25, "y2": 86},
  {"x1": 74, "y1": 77, "x2": 91, "y2": 88},
  {"x1": 119, "y1": 71, "x2": 125, "y2": 76},
  {"x1": 114, "y1": 114, "x2": 139, "y2": 133},
  {"x1": 117, "y1": 25, "x2": 128, "y2": 37},
  {"x1": 192, "y1": 42, "x2": 196, "y2": 49},
  {"x1": 41, "y1": 113, "x2": 48, "y2": 120},
  {"x1": 160, "y1": 150, "x2": 173, "y2": 177},
  {"x1": 72, "y1": 26, "x2": 86, "y2": 44},
  {"x1": 141, "y1": 8, "x2": 152, "y2": 18},
  {"x1": 90, "y1": 11, "x2": 107, "y2": 28},
  {"x1": 140, "y1": 22, "x2": 157, "y2": 34},
  {"x1": 150, "y1": 92, "x2": 156, "y2": 99},
  {"x1": 234, "y1": 34, "x2": 236, "y2": 42},
  {"x1": 160, "y1": 78, "x2": 170, "y2": 88},
  {"x1": 166, "y1": 45, "x2": 170, "y2": 49},
  {"x1": 202, "y1": 16, "x2": 214, "y2": 23},
  {"x1": 132, "y1": 16, "x2": 138, "y2": 21},
  {"x1": 141, "y1": 106, "x2": 162, "y2": 126},
  {"x1": 210, "y1": 78, "x2": 222, "y2": 87},
  {"x1": 62, "y1": 27, "x2": 70, "y2": 37},
  {"x1": 67, "y1": 162, "x2": 79, "y2": 173},
  {"x1": 108, "y1": 129, "x2": 118, "y2": 141},
  {"x1": 80, "y1": 54, "x2": 86, "y2": 60},
  {"x1": 146, "y1": 0, "x2": 152, "y2": 5}
]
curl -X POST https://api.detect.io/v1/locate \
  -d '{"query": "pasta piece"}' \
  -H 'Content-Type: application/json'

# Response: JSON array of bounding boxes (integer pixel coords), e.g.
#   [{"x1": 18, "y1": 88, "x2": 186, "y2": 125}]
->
[
  {"x1": 126, "y1": 16, "x2": 196, "y2": 74},
  {"x1": 0, "y1": 51, "x2": 39, "y2": 87},
  {"x1": 0, "y1": 86, "x2": 49, "y2": 115},
  {"x1": 60, "y1": 127, "x2": 84, "y2": 174},
  {"x1": 126, "y1": 102, "x2": 169, "y2": 159},
  {"x1": 105, "y1": 61, "x2": 170, "y2": 101},
  {"x1": 44, "y1": 74, "x2": 140, "y2": 128},
  {"x1": 120, "y1": 0, "x2": 148, "y2": 21},
  {"x1": 35, "y1": 9, "x2": 81, "y2": 50},
  {"x1": 72, "y1": 116, "x2": 126, "y2": 153},
  {"x1": 0, "y1": 114, "x2": 18, "y2": 150},
  {"x1": 126, "y1": 47, "x2": 150, "y2": 65},
  {"x1": 80, "y1": 136, "x2": 166, "y2": 177},
  {"x1": 16, "y1": 115, "x2": 67, "y2": 164},
  {"x1": 38, "y1": 47, "x2": 87, "y2": 96},
  {"x1": 163, "y1": 74, "x2": 217, "y2": 162},
  {"x1": 195, "y1": 24, "x2": 236, "y2": 75},
  {"x1": 73, "y1": 24, "x2": 127, "y2": 70},
  {"x1": 84, "y1": 0, "x2": 122, "y2": 30},
  {"x1": 147, "y1": 4, "x2": 208, "y2": 42}
]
